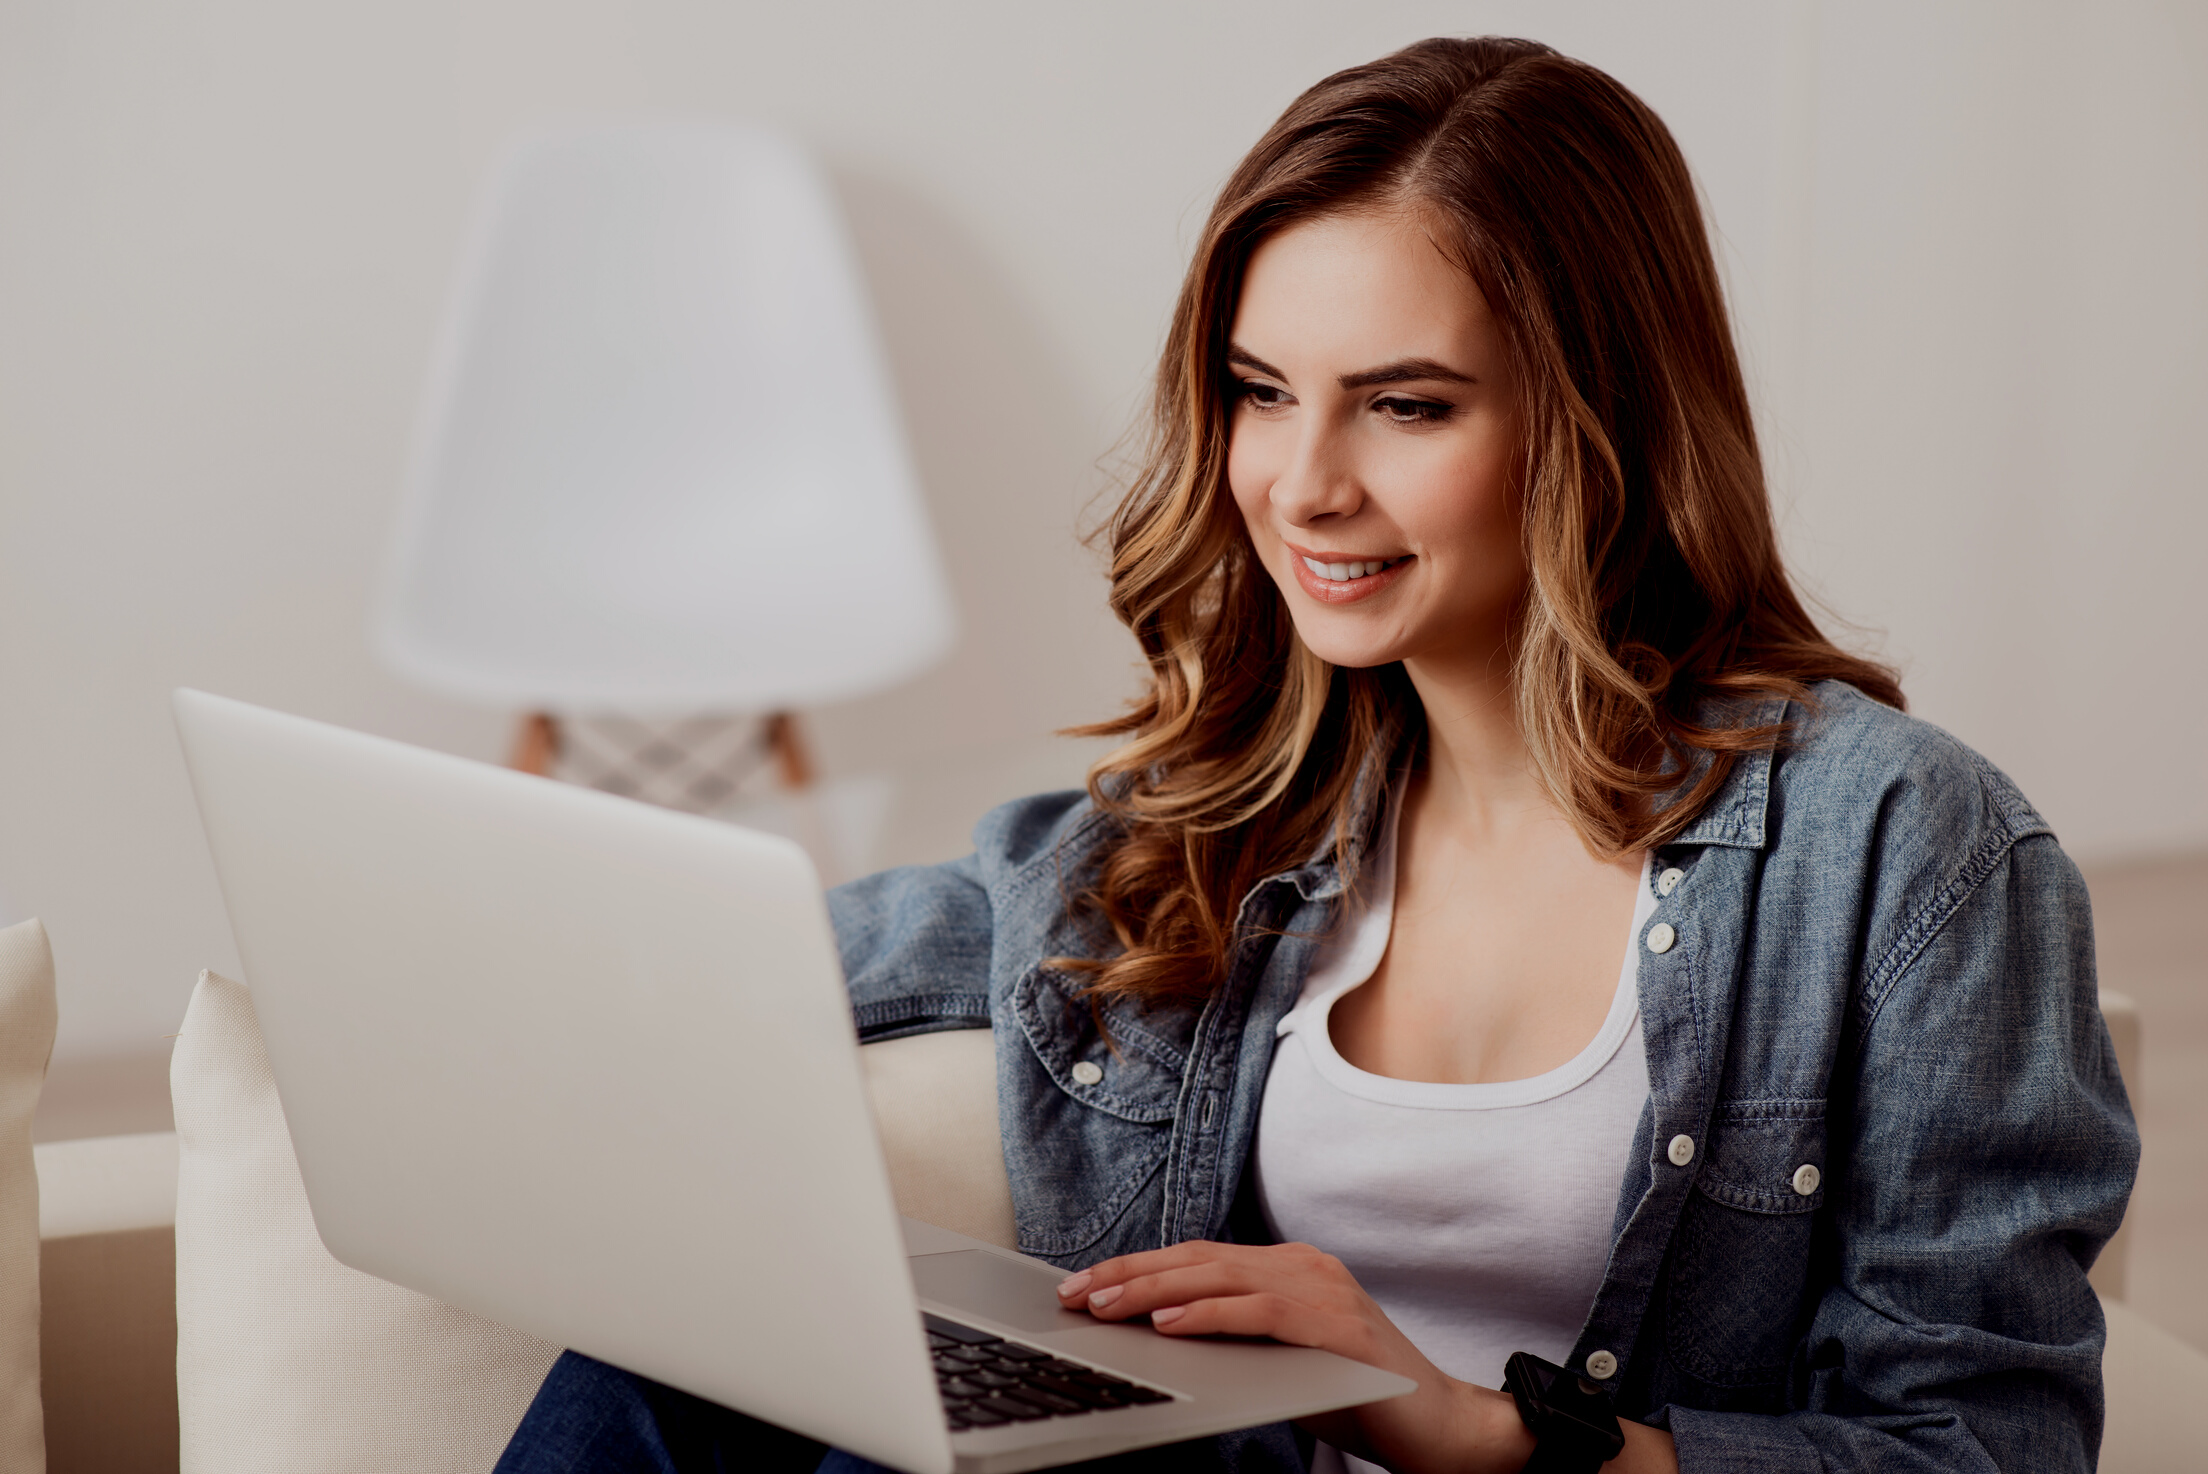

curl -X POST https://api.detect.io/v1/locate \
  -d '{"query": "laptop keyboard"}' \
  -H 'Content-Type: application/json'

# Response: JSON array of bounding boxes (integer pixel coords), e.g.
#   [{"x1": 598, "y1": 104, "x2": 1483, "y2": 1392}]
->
[{"x1": 924, "y1": 1312, "x2": 1174, "y2": 1429}]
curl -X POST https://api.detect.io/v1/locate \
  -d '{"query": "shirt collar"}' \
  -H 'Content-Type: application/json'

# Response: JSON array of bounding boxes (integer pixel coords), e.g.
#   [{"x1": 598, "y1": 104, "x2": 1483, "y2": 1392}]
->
[
  {"x1": 1656, "y1": 696, "x2": 1788, "y2": 851},
  {"x1": 1274, "y1": 692, "x2": 1787, "y2": 903}
]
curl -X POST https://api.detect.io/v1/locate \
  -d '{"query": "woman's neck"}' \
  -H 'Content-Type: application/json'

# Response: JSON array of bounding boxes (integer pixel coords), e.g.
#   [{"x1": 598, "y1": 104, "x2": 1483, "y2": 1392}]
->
[{"x1": 1401, "y1": 649, "x2": 1553, "y2": 847}]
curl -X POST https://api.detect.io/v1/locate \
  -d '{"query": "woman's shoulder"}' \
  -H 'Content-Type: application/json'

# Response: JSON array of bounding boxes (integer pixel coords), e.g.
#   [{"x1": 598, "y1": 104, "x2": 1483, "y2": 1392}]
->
[
  {"x1": 1713, "y1": 686, "x2": 2095, "y2": 1080},
  {"x1": 1772, "y1": 680, "x2": 2051, "y2": 852},
  {"x1": 828, "y1": 787, "x2": 1115, "y2": 1037},
  {"x1": 830, "y1": 781, "x2": 1104, "y2": 922},
  {"x1": 1751, "y1": 682, "x2": 2086, "y2": 981},
  {"x1": 966, "y1": 786, "x2": 1117, "y2": 892}
]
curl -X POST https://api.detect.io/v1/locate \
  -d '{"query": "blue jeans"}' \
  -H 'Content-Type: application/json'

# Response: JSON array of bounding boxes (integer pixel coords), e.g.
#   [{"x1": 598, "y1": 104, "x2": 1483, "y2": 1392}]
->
[
  {"x1": 494, "y1": 1351, "x2": 881, "y2": 1474},
  {"x1": 495, "y1": 1349, "x2": 1276, "y2": 1473}
]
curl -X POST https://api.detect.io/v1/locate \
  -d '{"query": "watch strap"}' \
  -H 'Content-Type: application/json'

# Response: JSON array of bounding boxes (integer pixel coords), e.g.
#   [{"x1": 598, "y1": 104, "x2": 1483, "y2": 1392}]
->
[
  {"x1": 1520, "y1": 1437, "x2": 1606, "y2": 1474},
  {"x1": 1503, "y1": 1351, "x2": 1623, "y2": 1474}
]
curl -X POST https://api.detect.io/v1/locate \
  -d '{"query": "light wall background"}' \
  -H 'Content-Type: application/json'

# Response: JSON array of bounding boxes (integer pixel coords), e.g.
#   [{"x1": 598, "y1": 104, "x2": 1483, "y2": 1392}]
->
[{"x1": 3, "y1": 0, "x2": 2203, "y2": 1062}]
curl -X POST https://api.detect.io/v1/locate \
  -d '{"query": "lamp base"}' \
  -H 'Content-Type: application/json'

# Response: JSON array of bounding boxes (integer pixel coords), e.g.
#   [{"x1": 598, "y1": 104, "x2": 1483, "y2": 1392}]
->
[{"x1": 505, "y1": 709, "x2": 814, "y2": 811}]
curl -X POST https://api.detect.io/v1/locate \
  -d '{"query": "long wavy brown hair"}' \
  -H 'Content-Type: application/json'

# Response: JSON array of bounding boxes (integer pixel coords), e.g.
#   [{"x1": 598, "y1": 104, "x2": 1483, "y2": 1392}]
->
[{"x1": 1067, "y1": 36, "x2": 1901, "y2": 1006}]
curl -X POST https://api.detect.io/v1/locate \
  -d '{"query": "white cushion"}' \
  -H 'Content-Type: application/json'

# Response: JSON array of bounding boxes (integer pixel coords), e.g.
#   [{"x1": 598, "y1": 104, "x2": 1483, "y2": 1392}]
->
[
  {"x1": 2101, "y1": 1295, "x2": 2208, "y2": 1472},
  {"x1": 33, "y1": 1131, "x2": 177, "y2": 1239},
  {"x1": 171, "y1": 968, "x2": 1015, "y2": 1471},
  {"x1": 860, "y1": 1027, "x2": 1016, "y2": 1250},
  {"x1": 0, "y1": 919, "x2": 55, "y2": 1474},
  {"x1": 172, "y1": 970, "x2": 562, "y2": 1474}
]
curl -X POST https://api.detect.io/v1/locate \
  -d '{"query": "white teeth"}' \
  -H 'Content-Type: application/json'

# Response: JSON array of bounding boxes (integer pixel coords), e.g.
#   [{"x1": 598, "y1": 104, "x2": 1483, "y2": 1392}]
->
[{"x1": 1302, "y1": 556, "x2": 1398, "y2": 582}]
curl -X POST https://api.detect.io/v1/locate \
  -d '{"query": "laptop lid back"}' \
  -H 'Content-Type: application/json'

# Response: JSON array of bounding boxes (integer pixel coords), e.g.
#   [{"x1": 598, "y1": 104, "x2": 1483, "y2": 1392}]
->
[{"x1": 173, "y1": 689, "x2": 951, "y2": 1473}]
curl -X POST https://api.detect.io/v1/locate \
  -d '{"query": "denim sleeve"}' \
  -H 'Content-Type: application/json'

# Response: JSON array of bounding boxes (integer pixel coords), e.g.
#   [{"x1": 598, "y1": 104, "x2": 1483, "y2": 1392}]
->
[
  {"x1": 1669, "y1": 832, "x2": 2137, "y2": 1472},
  {"x1": 828, "y1": 852, "x2": 996, "y2": 1042},
  {"x1": 826, "y1": 789, "x2": 1099, "y2": 1042}
]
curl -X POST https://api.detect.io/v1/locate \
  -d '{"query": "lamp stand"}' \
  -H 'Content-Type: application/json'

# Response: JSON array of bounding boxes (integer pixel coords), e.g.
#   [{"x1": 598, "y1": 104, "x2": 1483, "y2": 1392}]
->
[
  {"x1": 764, "y1": 710, "x2": 836, "y2": 885},
  {"x1": 762, "y1": 711, "x2": 814, "y2": 789},
  {"x1": 509, "y1": 712, "x2": 560, "y2": 776}
]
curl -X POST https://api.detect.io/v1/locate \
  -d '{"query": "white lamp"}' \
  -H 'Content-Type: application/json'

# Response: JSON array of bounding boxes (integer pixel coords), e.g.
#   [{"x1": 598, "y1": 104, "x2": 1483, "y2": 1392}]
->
[{"x1": 374, "y1": 122, "x2": 956, "y2": 786}]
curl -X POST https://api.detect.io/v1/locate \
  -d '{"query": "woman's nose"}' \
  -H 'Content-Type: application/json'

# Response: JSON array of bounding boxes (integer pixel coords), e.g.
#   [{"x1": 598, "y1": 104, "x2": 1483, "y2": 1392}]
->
[{"x1": 1267, "y1": 423, "x2": 1363, "y2": 527}]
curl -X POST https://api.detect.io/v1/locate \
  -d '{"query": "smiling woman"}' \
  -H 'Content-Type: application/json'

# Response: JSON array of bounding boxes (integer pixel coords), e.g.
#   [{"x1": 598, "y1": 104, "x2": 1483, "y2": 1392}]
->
[
  {"x1": 495, "y1": 34, "x2": 2133, "y2": 1474},
  {"x1": 1069, "y1": 37, "x2": 1901, "y2": 1015}
]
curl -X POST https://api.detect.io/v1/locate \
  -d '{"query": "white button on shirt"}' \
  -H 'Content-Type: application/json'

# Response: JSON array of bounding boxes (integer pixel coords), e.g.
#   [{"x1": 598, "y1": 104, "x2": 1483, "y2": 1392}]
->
[
  {"x1": 1656, "y1": 867, "x2": 1685, "y2": 897},
  {"x1": 1070, "y1": 1061, "x2": 1104, "y2": 1086},
  {"x1": 1668, "y1": 1134, "x2": 1696, "y2": 1167},
  {"x1": 1645, "y1": 922, "x2": 1676, "y2": 954}
]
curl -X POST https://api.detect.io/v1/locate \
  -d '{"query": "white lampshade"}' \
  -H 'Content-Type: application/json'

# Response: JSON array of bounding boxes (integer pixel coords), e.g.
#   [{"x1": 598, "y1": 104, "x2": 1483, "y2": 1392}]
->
[{"x1": 375, "y1": 123, "x2": 956, "y2": 712}]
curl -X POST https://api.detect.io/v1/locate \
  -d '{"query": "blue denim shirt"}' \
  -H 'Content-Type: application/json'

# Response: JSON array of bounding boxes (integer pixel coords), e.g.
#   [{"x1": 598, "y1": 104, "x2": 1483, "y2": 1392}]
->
[{"x1": 828, "y1": 684, "x2": 2136, "y2": 1473}]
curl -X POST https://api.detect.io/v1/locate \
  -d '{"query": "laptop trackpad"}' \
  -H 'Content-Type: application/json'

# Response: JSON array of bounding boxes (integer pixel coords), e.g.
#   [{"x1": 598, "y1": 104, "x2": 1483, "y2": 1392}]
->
[{"x1": 910, "y1": 1250, "x2": 1096, "y2": 1335}]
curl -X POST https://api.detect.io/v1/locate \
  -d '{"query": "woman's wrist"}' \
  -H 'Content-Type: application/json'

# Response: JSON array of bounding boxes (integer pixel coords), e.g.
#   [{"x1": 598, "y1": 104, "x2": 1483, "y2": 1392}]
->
[
  {"x1": 1452, "y1": 1381, "x2": 1538, "y2": 1474},
  {"x1": 1446, "y1": 1379, "x2": 1677, "y2": 1474}
]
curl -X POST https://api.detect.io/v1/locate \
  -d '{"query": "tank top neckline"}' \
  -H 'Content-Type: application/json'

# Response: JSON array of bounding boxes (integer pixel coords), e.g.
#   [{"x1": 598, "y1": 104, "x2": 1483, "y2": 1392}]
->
[{"x1": 1276, "y1": 779, "x2": 1655, "y2": 1111}]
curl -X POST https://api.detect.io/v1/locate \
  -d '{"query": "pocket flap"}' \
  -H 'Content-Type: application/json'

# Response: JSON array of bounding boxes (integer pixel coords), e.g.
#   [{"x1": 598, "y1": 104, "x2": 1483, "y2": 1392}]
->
[
  {"x1": 1694, "y1": 1099, "x2": 1827, "y2": 1214},
  {"x1": 1013, "y1": 964, "x2": 1189, "y2": 1125}
]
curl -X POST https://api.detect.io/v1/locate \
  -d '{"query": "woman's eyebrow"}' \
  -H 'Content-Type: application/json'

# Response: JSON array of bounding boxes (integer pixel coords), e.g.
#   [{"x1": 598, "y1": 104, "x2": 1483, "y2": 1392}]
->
[
  {"x1": 1337, "y1": 357, "x2": 1475, "y2": 389},
  {"x1": 1225, "y1": 346, "x2": 1476, "y2": 390},
  {"x1": 1226, "y1": 344, "x2": 1285, "y2": 378}
]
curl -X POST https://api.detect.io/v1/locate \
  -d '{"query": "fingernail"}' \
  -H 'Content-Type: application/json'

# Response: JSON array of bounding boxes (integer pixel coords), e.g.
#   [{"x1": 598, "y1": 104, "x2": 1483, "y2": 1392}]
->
[
  {"x1": 1087, "y1": 1285, "x2": 1123, "y2": 1310},
  {"x1": 1056, "y1": 1272, "x2": 1092, "y2": 1299},
  {"x1": 1151, "y1": 1305, "x2": 1186, "y2": 1326}
]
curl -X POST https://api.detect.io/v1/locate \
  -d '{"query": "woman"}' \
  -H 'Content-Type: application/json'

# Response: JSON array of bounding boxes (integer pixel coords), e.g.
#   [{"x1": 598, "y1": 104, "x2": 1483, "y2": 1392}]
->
[{"x1": 501, "y1": 35, "x2": 2135, "y2": 1474}]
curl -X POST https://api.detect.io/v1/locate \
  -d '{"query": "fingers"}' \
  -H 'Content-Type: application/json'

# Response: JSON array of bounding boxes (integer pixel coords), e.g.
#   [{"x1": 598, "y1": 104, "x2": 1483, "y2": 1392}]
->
[
  {"x1": 1143, "y1": 1292, "x2": 1326, "y2": 1347},
  {"x1": 1052, "y1": 1239, "x2": 1441, "y2": 1456},
  {"x1": 1054, "y1": 1240, "x2": 1226, "y2": 1309},
  {"x1": 1151, "y1": 1292, "x2": 1388, "y2": 1368},
  {"x1": 1057, "y1": 1241, "x2": 1367, "y2": 1330},
  {"x1": 1073, "y1": 1260, "x2": 1281, "y2": 1319},
  {"x1": 1061, "y1": 1239, "x2": 1343, "y2": 1296},
  {"x1": 1058, "y1": 1238, "x2": 1250, "y2": 1302}
]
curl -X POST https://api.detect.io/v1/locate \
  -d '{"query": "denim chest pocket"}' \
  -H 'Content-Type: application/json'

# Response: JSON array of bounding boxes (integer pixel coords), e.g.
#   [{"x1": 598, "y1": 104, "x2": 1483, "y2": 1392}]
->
[
  {"x1": 1013, "y1": 964, "x2": 1190, "y2": 1122},
  {"x1": 1009, "y1": 964, "x2": 1193, "y2": 1259},
  {"x1": 1667, "y1": 1100, "x2": 1827, "y2": 1393}
]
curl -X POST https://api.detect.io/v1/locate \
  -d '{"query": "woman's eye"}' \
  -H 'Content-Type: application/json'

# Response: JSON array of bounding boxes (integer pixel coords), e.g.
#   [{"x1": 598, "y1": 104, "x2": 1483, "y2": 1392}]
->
[
  {"x1": 1234, "y1": 380, "x2": 1291, "y2": 411},
  {"x1": 1374, "y1": 395, "x2": 1454, "y2": 424}
]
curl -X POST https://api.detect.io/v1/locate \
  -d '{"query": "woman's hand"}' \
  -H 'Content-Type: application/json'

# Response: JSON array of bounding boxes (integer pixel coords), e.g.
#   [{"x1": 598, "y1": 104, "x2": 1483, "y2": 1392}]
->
[
  {"x1": 1055, "y1": 1239, "x2": 1524, "y2": 1473},
  {"x1": 1055, "y1": 1240, "x2": 1678, "y2": 1474}
]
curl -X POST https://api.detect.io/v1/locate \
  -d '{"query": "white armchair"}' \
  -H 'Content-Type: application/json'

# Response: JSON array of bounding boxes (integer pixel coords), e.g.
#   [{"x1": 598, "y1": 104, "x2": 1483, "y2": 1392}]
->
[
  {"x1": 27, "y1": 989, "x2": 2185, "y2": 1473},
  {"x1": 35, "y1": 1132, "x2": 179, "y2": 1473}
]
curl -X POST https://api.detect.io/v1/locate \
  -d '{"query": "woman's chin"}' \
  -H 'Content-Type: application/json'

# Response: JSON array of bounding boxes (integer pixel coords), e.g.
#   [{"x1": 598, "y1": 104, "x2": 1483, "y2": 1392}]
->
[{"x1": 1290, "y1": 628, "x2": 1412, "y2": 672}]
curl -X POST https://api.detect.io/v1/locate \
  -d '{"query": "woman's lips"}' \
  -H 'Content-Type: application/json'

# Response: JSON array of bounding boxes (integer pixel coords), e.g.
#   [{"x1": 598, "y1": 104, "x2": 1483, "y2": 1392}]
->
[{"x1": 1288, "y1": 550, "x2": 1414, "y2": 604}]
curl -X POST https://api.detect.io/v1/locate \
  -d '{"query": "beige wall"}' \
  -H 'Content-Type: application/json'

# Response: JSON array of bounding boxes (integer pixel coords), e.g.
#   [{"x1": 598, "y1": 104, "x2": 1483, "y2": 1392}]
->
[{"x1": 2, "y1": 0, "x2": 2202, "y2": 1059}]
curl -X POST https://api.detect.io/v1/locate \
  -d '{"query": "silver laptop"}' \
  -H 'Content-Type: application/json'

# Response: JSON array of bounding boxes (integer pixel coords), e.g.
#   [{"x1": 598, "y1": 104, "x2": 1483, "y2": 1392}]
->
[{"x1": 173, "y1": 690, "x2": 1411, "y2": 1474}]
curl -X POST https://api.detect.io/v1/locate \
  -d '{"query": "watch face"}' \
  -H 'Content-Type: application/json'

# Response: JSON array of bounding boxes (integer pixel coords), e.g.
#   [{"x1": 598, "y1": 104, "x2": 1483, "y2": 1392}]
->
[{"x1": 1517, "y1": 1354, "x2": 1563, "y2": 1401}]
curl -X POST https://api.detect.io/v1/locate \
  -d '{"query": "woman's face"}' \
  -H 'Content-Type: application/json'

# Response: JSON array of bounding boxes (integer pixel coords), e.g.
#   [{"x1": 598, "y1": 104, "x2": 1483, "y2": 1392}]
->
[{"x1": 1226, "y1": 210, "x2": 1526, "y2": 678}]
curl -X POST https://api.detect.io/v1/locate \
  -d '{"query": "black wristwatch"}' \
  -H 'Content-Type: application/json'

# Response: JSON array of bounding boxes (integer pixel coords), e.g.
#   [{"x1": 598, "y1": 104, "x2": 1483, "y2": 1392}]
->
[{"x1": 1502, "y1": 1352, "x2": 1625, "y2": 1474}]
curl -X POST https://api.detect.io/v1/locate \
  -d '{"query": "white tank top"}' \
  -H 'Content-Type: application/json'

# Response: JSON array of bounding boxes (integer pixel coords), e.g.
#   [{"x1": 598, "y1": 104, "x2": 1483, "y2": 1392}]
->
[{"x1": 1253, "y1": 794, "x2": 1653, "y2": 1474}]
